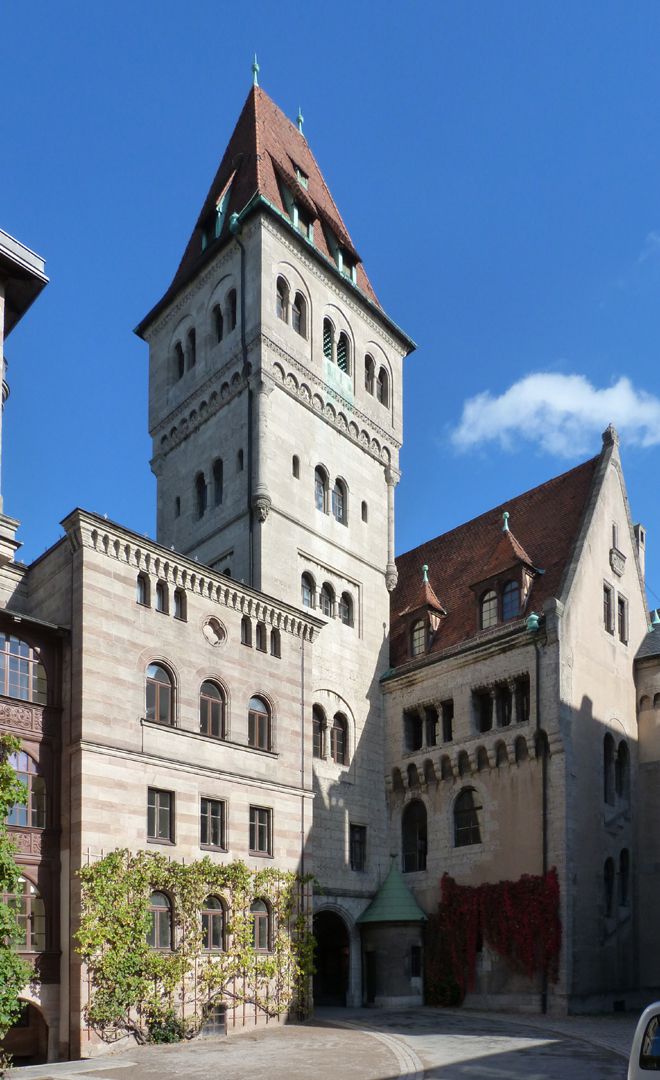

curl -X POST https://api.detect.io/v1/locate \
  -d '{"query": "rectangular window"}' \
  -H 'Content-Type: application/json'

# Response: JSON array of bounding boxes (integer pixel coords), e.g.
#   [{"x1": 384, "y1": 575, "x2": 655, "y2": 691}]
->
[
  {"x1": 350, "y1": 824, "x2": 367, "y2": 871},
  {"x1": 603, "y1": 583, "x2": 614, "y2": 633},
  {"x1": 441, "y1": 700, "x2": 454, "y2": 743},
  {"x1": 617, "y1": 595, "x2": 628, "y2": 644},
  {"x1": 148, "y1": 788, "x2": 174, "y2": 843},
  {"x1": 249, "y1": 806, "x2": 272, "y2": 856},
  {"x1": 200, "y1": 798, "x2": 226, "y2": 850},
  {"x1": 410, "y1": 945, "x2": 422, "y2": 978}
]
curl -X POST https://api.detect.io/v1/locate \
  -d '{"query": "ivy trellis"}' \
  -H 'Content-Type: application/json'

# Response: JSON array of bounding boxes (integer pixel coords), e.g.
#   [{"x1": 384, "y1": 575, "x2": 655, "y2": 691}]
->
[{"x1": 76, "y1": 849, "x2": 314, "y2": 1043}]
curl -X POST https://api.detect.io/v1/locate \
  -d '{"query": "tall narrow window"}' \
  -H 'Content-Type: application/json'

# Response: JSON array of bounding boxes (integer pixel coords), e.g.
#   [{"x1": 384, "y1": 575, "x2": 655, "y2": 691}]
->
[
  {"x1": 315, "y1": 466, "x2": 328, "y2": 512},
  {"x1": 619, "y1": 849, "x2": 630, "y2": 906},
  {"x1": 3, "y1": 875, "x2": 45, "y2": 952},
  {"x1": 365, "y1": 355, "x2": 375, "y2": 395},
  {"x1": 174, "y1": 496, "x2": 181, "y2": 518},
  {"x1": 323, "y1": 317, "x2": 334, "y2": 361},
  {"x1": 292, "y1": 292, "x2": 307, "y2": 337},
  {"x1": 237, "y1": 448, "x2": 244, "y2": 472},
  {"x1": 251, "y1": 897, "x2": 271, "y2": 948},
  {"x1": 227, "y1": 289, "x2": 237, "y2": 331},
  {"x1": 604, "y1": 733, "x2": 615, "y2": 805},
  {"x1": 0, "y1": 635, "x2": 47, "y2": 705},
  {"x1": 173, "y1": 588, "x2": 186, "y2": 621},
  {"x1": 337, "y1": 332, "x2": 350, "y2": 373},
  {"x1": 332, "y1": 479, "x2": 347, "y2": 524},
  {"x1": 454, "y1": 788, "x2": 482, "y2": 847},
  {"x1": 402, "y1": 800, "x2": 427, "y2": 873},
  {"x1": 276, "y1": 276, "x2": 289, "y2": 322},
  {"x1": 255, "y1": 623, "x2": 267, "y2": 652},
  {"x1": 301, "y1": 573, "x2": 315, "y2": 609},
  {"x1": 175, "y1": 342, "x2": 185, "y2": 380},
  {"x1": 200, "y1": 799, "x2": 226, "y2": 849},
  {"x1": 200, "y1": 681, "x2": 224, "y2": 738},
  {"x1": 376, "y1": 366, "x2": 389, "y2": 406},
  {"x1": 187, "y1": 328, "x2": 196, "y2": 368},
  {"x1": 411, "y1": 619, "x2": 426, "y2": 657},
  {"x1": 213, "y1": 304, "x2": 224, "y2": 343},
  {"x1": 241, "y1": 616, "x2": 252, "y2": 647},
  {"x1": 319, "y1": 584, "x2": 334, "y2": 618},
  {"x1": 480, "y1": 590, "x2": 498, "y2": 629},
  {"x1": 603, "y1": 583, "x2": 613, "y2": 633},
  {"x1": 361, "y1": 501, "x2": 368, "y2": 523},
  {"x1": 7, "y1": 751, "x2": 46, "y2": 829},
  {"x1": 350, "y1": 824, "x2": 367, "y2": 871},
  {"x1": 136, "y1": 572, "x2": 150, "y2": 607},
  {"x1": 155, "y1": 581, "x2": 168, "y2": 614},
  {"x1": 249, "y1": 810, "x2": 272, "y2": 857},
  {"x1": 292, "y1": 455, "x2": 300, "y2": 479},
  {"x1": 270, "y1": 629, "x2": 281, "y2": 658},
  {"x1": 615, "y1": 740, "x2": 629, "y2": 801},
  {"x1": 313, "y1": 705, "x2": 326, "y2": 759},
  {"x1": 330, "y1": 714, "x2": 348, "y2": 765},
  {"x1": 146, "y1": 663, "x2": 174, "y2": 725},
  {"x1": 248, "y1": 696, "x2": 271, "y2": 751},
  {"x1": 617, "y1": 595, "x2": 628, "y2": 644},
  {"x1": 502, "y1": 581, "x2": 520, "y2": 621},
  {"x1": 338, "y1": 592, "x2": 353, "y2": 626},
  {"x1": 213, "y1": 459, "x2": 223, "y2": 507},
  {"x1": 202, "y1": 896, "x2": 225, "y2": 950},
  {"x1": 604, "y1": 858, "x2": 615, "y2": 917},
  {"x1": 147, "y1": 789, "x2": 174, "y2": 843},
  {"x1": 195, "y1": 472, "x2": 207, "y2": 519},
  {"x1": 147, "y1": 891, "x2": 172, "y2": 949}
]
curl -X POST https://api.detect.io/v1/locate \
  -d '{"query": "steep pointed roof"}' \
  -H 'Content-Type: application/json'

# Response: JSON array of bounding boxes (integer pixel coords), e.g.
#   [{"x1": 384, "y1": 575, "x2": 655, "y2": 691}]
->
[
  {"x1": 137, "y1": 85, "x2": 386, "y2": 335},
  {"x1": 356, "y1": 862, "x2": 426, "y2": 924},
  {"x1": 389, "y1": 455, "x2": 599, "y2": 666},
  {"x1": 398, "y1": 565, "x2": 447, "y2": 618},
  {"x1": 475, "y1": 519, "x2": 535, "y2": 584}
]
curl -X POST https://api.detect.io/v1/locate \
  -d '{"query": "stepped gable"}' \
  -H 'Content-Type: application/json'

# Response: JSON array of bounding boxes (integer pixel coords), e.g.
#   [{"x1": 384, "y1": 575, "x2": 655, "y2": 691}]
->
[
  {"x1": 390, "y1": 456, "x2": 599, "y2": 664},
  {"x1": 139, "y1": 85, "x2": 378, "y2": 332}
]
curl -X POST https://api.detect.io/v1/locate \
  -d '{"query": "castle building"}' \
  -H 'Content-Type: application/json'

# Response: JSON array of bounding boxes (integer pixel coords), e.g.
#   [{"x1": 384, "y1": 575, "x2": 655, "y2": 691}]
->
[{"x1": 0, "y1": 78, "x2": 659, "y2": 1064}]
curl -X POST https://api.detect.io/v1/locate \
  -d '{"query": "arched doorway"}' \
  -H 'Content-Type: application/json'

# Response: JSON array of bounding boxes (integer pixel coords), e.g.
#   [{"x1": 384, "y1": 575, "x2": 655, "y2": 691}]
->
[
  {"x1": 313, "y1": 910, "x2": 350, "y2": 1006},
  {"x1": 1, "y1": 1001, "x2": 48, "y2": 1065}
]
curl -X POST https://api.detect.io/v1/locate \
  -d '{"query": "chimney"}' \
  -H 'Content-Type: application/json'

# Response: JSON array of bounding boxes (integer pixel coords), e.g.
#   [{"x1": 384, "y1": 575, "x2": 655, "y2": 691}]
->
[{"x1": 634, "y1": 523, "x2": 646, "y2": 580}]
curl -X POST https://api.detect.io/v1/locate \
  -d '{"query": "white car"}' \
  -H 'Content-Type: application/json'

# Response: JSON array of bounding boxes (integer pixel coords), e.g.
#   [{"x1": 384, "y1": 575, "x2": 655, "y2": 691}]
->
[{"x1": 629, "y1": 1002, "x2": 660, "y2": 1077}]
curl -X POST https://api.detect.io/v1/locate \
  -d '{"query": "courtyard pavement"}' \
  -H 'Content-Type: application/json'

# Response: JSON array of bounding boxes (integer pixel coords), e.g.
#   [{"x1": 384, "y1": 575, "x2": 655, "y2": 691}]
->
[{"x1": 8, "y1": 1005, "x2": 642, "y2": 1079}]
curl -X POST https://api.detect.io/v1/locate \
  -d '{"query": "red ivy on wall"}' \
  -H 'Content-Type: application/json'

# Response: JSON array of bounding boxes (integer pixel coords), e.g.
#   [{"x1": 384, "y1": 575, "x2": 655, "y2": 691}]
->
[{"x1": 430, "y1": 868, "x2": 561, "y2": 1001}]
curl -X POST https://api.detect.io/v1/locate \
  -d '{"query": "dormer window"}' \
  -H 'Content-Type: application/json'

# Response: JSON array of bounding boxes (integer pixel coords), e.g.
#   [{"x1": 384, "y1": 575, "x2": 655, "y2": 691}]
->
[
  {"x1": 480, "y1": 590, "x2": 498, "y2": 630},
  {"x1": 411, "y1": 619, "x2": 426, "y2": 657},
  {"x1": 502, "y1": 581, "x2": 520, "y2": 621},
  {"x1": 295, "y1": 166, "x2": 309, "y2": 189}
]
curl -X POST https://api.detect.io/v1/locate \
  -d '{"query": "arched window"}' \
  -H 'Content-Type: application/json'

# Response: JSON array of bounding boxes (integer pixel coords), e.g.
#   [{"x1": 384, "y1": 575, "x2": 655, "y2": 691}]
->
[
  {"x1": 454, "y1": 788, "x2": 482, "y2": 847},
  {"x1": 146, "y1": 663, "x2": 174, "y2": 725},
  {"x1": 332, "y1": 478, "x2": 347, "y2": 524},
  {"x1": 441, "y1": 755, "x2": 453, "y2": 781},
  {"x1": 330, "y1": 713, "x2": 348, "y2": 765},
  {"x1": 292, "y1": 455, "x2": 300, "y2": 478},
  {"x1": 615, "y1": 740, "x2": 629, "y2": 801},
  {"x1": 411, "y1": 619, "x2": 426, "y2": 657},
  {"x1": 319, "y1": 583, "x2": 334, "y2": 618},
  {"x1": 376, "y1": 366, "x2": 389, "y2": 406},
  {"x1": 8, "y1": 751, "x2": 46, "y2": 829},
  {"x1": 338, "y1": 592, "x2": 353, "y2": 626},
  {"x1": 147, "y1": 891, "x2": 172, "y2": 949},
  {"x1": 301, "y1": 573, "x2": 315, "y2": 609},
  {"x1": 502, "y1": 581, "x2": 520, "y2": 621},
  {"x1": 175, "y1": 341, "x2": 185, "y2": 380},
  {"x1": 136, "y1": 572, "x2": 150, "y2": 607},
  {"x1": 477, "y1": 746, "x2": 490, "y2": 771},
  {"x1": 3, "y1": 875, "x2": 45, "y2": 951},
  {"x1": 337, "y1": 331, "x2": 350, "y2": 374},
  {"x1": 619, "y1": 849, "x2": 630, "y2": 906},
  {"x1": 364, "y1": 354, "x2": 375, "y2": 395},
  {"x1": 213, "y1": 304, "x2": 224, "y2": 343},
  {"x1": 213, "y1": 459, "x2": 223, "y2": 507},
  {"x1": 604, "y1": 858, "x2": 615, "y2": 918},
  {"x1": 640, "y1": 695, "x2": 651, "y2": 711},
  {"x1": 251, "y1": 898, "x2": 271, "y2": 951},
  {"x1": 195, "y1": 472, "x2": 207, "y2": 519},
  {"x1": 458, "y1": 750, "x2": 471, "y2": 777},
  {"x1": 187, "y1": 327, "x2": 196, "y2": 368},
  {"x1": 402, "y1": 800, "x2": 427, "y2": 873},
  {"x1": 361, "y1": 500, "x2": 368, "y2": 523},
  {"x1": 480, "y1": 590, "x2": 498, "y2": 629},
  {"x1": 495, "y1": 741, "x2": 508, "y2": 767},
  {"x1": 241, "y1": 616, "x2": 252, "y2": 646},
  {"x1": 292, "y1": 292, "x2": 307, "y2": 337},
  {"x1": 202, "y1": 896, "x2": 225, "y2": 951},
  {"x1": 200, "y1": 681, "x2": 225, "y2": 739},
  {"x1": 654, "y1": 692, "x2": 660, "y2": 710},
  {"x1": 248, "y1": 696, "x2": 270, "y2": 751},
  {"x1": 312, "y1": 705, "x2": 326, "y2": 759},
  {"x1": 155, "y1": 580, "x2": 169, "y2": 614},
  {"x1": 604, "y1": 733, "x2": 616, "y2": 805},
  {"x1": 514, "y1": 736, "x2": 529, "y2": 763},
  {"x1": 270, "y1": 629, "x2": 281, "y2": 658},
  {"x1": 276, "y1": 276, "x2": 289, "y2": 322},
  {"x1": 322, "y1": 317, "x2": 334, "y2": 361},
  {"x1": 255, "y1": 622, "x2": 267, "y2": 652},
  {"x1": 173, "y1": 588, "x2": 186, "y2": 621},
  {"x1": 315, "y1": 466, "x2": 328, "y2": 512},
  {"x1": 0, "y1": 635, "x2": 47, "y2": 705},
  {"x1": 227, "y1": 289, "x2": 237, "y2": 331}
]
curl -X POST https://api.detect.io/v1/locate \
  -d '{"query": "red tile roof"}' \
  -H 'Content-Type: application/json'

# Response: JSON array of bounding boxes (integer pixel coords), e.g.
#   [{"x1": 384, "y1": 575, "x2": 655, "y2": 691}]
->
[
  {"x1": 138, "y1": 85, "x2": 379, "y2": 333},
  {"x1": 390, "y1": 455, "x2": 599, "y2": 666},
  {"x1": 398, "y1": 574, "x2": 447, "y2": 618},
  {"x1": 475, "y1": 526, "x2": 534, "y2": 584}
]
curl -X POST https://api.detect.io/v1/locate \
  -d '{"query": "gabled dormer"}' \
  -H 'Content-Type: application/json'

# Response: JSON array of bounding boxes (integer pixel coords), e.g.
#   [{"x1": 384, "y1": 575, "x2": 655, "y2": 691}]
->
[
  {"x1": 470, "y1": 512, "x2": 540, "y2": 631},
  {"x1": 397, "y1": 564, "x2": 447, "y2": 659}
]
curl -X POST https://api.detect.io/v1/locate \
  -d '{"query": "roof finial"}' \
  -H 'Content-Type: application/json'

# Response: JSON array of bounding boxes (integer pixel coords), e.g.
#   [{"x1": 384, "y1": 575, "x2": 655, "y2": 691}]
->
[
  {"x1": 252, "y1": 54, "x2": 260, "y2": 87},
  {"x1": 297, "y1": 105, "x2": 304, "y2": 134},
  {"x1": 502, "y1": 511, "x2": 510, "y2": 532},
  {"x1": 422, "y1": 564, "x2": 429, "y2": 583}
]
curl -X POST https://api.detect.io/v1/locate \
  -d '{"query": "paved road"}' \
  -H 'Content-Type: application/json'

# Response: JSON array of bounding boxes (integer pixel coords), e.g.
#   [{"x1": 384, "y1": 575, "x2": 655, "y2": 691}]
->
[{"x1": 10, "y1": 1006, "x2": 632, "y2": 1080}]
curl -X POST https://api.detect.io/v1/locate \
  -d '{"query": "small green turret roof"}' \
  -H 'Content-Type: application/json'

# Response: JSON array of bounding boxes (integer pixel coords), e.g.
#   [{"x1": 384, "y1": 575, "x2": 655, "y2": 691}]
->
[{"x1": 357, "y1": 861, "x2": 427, "y2": 924}]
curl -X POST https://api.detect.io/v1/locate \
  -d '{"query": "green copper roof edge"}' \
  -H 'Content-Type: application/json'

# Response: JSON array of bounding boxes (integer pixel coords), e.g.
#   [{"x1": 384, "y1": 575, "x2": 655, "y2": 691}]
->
[{"x1": 356, "y1": 862, "x2": 427, "y2": 924}]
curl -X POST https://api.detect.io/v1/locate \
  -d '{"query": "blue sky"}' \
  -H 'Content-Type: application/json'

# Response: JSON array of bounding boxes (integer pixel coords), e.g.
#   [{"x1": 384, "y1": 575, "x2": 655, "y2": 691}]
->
[{"x1": 3, "y1": 1, "x2": 660, "y2": 608}]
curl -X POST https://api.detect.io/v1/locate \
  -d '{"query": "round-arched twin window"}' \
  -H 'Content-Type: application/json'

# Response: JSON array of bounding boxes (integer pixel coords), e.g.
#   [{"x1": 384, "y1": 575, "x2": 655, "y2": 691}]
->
[{"x1": 146, "y1": 664, "x2": 174, "y2": 726}]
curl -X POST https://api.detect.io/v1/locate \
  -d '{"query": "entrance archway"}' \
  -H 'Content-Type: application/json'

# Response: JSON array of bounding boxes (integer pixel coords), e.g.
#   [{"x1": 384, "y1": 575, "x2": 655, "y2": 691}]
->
[
  {"x1": 0, "y1": 1001, "x2": 48, "y2": 1065},
  {"x1": 313, "y1": 910, "x2": 350, "y2": 1006}
]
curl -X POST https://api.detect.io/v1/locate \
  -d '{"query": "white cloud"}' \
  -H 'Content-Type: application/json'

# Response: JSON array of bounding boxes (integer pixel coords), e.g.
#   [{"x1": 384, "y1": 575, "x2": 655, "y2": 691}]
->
[
  {"x1": 451, "y1": 373, "x2": 660, "y2": 458},
  {"x1": 639, "y1": 230, "x2": 660, "y2": 263}
]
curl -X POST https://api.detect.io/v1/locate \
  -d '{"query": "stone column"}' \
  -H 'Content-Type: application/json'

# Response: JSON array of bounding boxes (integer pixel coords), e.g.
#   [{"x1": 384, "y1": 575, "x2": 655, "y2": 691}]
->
[
  {"x1": 251, "y1": 376, "x2": 273, "y2": 523},
  {"x1": 385, "y1": 466, "x2": 398, "y2": 592},
  {"x1": 509, "y1": 680, "x2": 518, "y2": 724}
]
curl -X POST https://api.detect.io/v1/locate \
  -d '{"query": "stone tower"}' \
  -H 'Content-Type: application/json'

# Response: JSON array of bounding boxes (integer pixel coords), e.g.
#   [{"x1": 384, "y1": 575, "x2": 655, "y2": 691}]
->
[{"x1": 137, "y1": 79, "x2": 415, "y2": 1005}]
